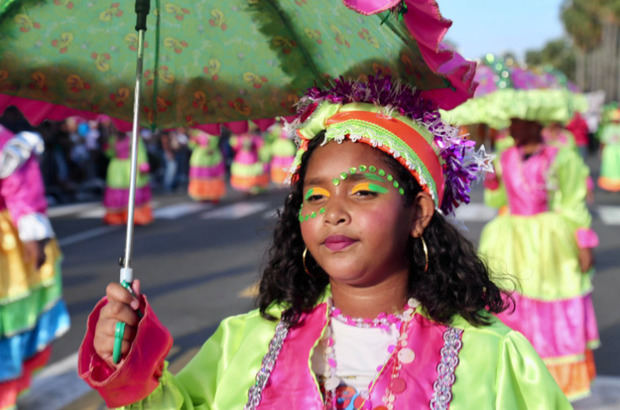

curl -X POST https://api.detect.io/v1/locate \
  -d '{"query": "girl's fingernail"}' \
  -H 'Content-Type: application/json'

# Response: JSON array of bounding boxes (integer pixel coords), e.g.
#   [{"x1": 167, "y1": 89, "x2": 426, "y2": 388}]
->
[{"x1": 130, "y1": 300, "x2": 139, "y2": 310}]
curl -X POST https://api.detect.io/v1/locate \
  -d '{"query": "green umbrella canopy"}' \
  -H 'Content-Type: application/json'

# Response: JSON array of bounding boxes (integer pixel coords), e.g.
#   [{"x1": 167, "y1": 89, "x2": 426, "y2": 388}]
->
[{"x1": 0, "y1": 0, "x2": 476, "y2": 133}]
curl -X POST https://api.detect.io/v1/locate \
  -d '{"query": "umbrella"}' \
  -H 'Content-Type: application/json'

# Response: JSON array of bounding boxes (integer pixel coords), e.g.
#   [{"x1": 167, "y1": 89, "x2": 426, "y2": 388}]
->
[
  {"x1": 0, "y1": 1, "x2": 476, "y2": 359},
  {"x1": 0, "y1": 0, "x2": 475, "y2": 132}
]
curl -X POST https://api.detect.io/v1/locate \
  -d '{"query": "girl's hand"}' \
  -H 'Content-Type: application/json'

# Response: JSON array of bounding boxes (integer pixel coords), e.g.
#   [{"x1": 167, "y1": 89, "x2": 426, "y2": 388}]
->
[
  {"x1": 94, "y1": 280, "x2": 142, "y2": 367},
  {"x1": 578, "y1": 247, "x2": 594, "y2": 273}
]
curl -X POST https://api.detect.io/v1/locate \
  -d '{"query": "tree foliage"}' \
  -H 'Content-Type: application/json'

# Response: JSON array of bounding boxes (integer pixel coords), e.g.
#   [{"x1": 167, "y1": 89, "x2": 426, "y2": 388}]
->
[
  {"x1": 561, "y1": 0, "x2": 620, "y2": 50},
  {"x1": 525, "y1": 38, "x2": 576, "y2": 81}
]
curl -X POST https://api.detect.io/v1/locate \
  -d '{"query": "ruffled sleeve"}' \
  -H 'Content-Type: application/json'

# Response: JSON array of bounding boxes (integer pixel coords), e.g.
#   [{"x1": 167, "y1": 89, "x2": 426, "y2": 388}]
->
[
  {"x1": 110, "y1": 309, "x2": 278, "y2": 409},
  {"x1": 495, "y1": 331, "x2": 571, "y2": 409},
  {"x1": 548, "y1": 147, "x2": 598, "y2": 247}
]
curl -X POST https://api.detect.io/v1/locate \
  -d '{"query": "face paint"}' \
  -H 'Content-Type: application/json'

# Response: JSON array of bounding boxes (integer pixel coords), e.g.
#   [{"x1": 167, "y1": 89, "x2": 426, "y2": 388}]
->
[
  {"x1": 352, "y1": 181, "x2": 389, "y2": 195},
  {"x1": 329, "y1": 164, "x2": 404, "y2": 196},
  {"x1": 304, "y1": 186, "x2": 331, "y2": 201},
  {"x1": 298, "y1": 204, "x2": 326, "y2": 222}
]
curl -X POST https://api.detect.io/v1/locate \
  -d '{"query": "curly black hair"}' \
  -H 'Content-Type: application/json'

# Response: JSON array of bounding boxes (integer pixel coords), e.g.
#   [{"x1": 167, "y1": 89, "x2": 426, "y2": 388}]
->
[{"x1": 258, "y1": 133, "x2": 511, "y2": 326}]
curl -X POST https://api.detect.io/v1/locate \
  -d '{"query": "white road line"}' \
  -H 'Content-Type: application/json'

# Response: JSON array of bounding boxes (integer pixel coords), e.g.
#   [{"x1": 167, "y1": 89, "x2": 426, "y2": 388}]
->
[
  {"x1": 202, "y1": 201, "x2": 269, "y2": 219},
  {"x1": 48, "y1": 202, "x2": 99, "y2": 218},
  {"x1": 17, "y1": 352, "x2": 91, "y2": 410},
  {"x1": 262, "y1": 207, "x2": 282, "y2": 219},
  {"x1": 454, "y1": 203, "x2": 498, "y2": 222},
  {"x1": 598, "y1": 205, "x2": 620, "y2": 225},
  {"x1": 58, "y1": 226, "x2": 119, "y2": 247},
  {"x1": 153, "y1": 202, "x2": 212, "y2": 219}
]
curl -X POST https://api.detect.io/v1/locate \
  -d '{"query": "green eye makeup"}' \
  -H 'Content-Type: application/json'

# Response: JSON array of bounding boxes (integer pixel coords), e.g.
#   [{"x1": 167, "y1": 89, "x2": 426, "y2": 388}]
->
[
  {"x1": 352, "y1": 182, "x2": 389, "y2": 194},
  {"x1": 304, "y1": 186, "x2": 330, "y2": 201},
  {"x1": 329, "y1": 164, "x2": 404, "y2": 195}
]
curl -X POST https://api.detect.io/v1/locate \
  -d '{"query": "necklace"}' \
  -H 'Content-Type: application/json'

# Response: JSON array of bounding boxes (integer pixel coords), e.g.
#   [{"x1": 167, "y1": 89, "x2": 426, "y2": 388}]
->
[{"x1": 322, "y1": 298, "x2": 420, "y2": 409}]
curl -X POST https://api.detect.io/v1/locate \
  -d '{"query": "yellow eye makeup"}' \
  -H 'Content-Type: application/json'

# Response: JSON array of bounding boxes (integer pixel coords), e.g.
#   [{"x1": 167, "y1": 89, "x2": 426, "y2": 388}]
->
[
  {"x1": 331, "y1": 164, "x2": 405, "y2": 195},
  {"x1": 304, "y1": 186, "x2": 331, "y2": 201},
  {"x1": 352, "y1": 182, "x2": 388, "y2": 194}
]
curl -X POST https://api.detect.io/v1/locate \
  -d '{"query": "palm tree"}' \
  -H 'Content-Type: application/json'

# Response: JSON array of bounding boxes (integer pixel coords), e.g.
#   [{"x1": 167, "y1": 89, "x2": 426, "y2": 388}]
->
[{"x1": 561, "y1": 0, "x2": 620, "y2": 99}]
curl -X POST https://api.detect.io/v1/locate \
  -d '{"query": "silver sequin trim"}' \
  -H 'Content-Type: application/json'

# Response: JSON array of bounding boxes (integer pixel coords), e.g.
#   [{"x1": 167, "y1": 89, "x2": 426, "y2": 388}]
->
[
  {"x1": 244, "y1": 320, "x2": 289, "y2": 410},
  {"x1": 429, "y1": 327, "x2": 463, "y2": 410}
]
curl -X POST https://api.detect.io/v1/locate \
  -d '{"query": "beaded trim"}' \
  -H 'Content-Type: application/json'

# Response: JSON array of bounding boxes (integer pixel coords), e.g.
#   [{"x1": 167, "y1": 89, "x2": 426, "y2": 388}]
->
[
  {"x1": 429, "y1": 327, "x2": 464, "y2": 410},
  {"x1": 244, "y1": 320, "x2": 290, "y2": 410}
]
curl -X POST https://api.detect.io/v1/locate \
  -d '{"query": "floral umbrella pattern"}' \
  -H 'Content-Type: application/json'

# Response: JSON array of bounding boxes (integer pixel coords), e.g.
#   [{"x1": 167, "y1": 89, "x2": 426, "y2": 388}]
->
[{"x1": 0, "y1": 0, "x2": 476, "y2": 132}]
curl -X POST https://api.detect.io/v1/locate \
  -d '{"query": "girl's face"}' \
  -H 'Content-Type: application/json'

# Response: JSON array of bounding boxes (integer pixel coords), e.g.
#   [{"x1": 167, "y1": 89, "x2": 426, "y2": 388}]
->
[{"x1": 300, "y1": 141, "x2": 415, "y2": 287}]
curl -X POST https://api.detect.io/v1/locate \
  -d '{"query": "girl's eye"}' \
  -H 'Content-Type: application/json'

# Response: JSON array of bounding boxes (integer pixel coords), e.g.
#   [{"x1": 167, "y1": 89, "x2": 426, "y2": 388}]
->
[
  {"x1": 351, "y1": 182, "x2": 387, "y2": 196},
  {"x1": 304, "y1": 187, "x2": 330, "y2": 202}
]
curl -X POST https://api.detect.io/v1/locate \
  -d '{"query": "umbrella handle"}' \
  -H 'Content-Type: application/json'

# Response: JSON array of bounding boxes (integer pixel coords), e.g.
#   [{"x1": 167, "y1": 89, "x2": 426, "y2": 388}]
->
[{"x1": 120, "y1": 0, "x2": 151, "y2": 283}]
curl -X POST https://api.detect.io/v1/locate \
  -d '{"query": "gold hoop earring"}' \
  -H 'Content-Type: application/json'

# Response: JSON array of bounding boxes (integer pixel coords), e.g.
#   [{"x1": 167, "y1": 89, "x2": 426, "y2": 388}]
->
[
  {"x1": 420, "y1": 237, "x2": 429, "y2": 272},
  {"x1": 302, "y1": 247, "x2": 312, "y2": 276}
]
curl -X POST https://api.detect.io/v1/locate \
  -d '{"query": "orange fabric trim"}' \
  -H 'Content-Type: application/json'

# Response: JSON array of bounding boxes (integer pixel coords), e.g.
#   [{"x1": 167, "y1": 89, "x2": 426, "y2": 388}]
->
[
  {"x1": 598, "y1": 176, "x2": 620, "y2": 192},
  {"x1": 188, "y1": 179, "x2": 226, "y2": 201},
  {"x1": 546, "y1": 349, "x2": 596, "y2": 400},
  {"x1": 326, "y1": 111, "x2": 444, "y2": 201},
  {"x1": 231, "y1": 174, "x2": 269, "y2": 191},
  {"x1": 103, "y1": 204, "x2": 152, "y2": 225},
  {"x1": 271, "y1": 167, "x2": 289, "y2": 185},
  {"x1": 0, "y1": 346, "x2": 51, "y2": 409}
]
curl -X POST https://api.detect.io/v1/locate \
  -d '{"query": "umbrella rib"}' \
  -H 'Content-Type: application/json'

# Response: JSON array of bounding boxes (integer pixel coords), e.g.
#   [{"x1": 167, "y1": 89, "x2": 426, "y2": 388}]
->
[{"x1": 264, "y1": 0, "x2": 323, "y2": 83}]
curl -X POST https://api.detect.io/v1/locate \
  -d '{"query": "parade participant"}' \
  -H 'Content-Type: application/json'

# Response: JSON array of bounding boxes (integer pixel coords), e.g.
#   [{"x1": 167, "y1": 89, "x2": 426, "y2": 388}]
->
[
  {"x1": 480, "y1": 113, "x2": 600, "y2": 400},
  {"x1": 0, "y1": 125, "x2": 70, "y2": 409},
  {"x1": 103, "y1": 131, "x2": 153, "y2": 225},
  {"x1": 78, "y1": 77, "x2": 570, "y2": 409},
  {"x1": 598, "y1": 108, "x2": 620, "y2": 192},
  {"x1": 542, "y1": 120, "x2": 594, "y2": 203},
  {"x1": 542, "y1": 121, "x2": 576, "y2": 150},
  {"x1": 187, "y1": 129, "x2": 226, "y2": 202},
  {"x1": 269, "y1": 124, "x2": 297, "y2": 186},
  {"x1": 229, "y1": 127, "x2": 266, "y2": 194}
]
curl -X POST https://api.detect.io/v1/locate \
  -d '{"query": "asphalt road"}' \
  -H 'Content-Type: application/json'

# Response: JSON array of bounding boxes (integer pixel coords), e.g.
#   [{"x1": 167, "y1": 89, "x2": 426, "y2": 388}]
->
[{"x1": 16, "y1": 163, "x2": 620, "y2": 409}]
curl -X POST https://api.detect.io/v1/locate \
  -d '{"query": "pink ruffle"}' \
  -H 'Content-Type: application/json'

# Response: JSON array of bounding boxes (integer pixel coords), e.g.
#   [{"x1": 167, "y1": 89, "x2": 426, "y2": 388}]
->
[
  {"x1": 0, "y1": 95, "x2": 278, "y2": 133},
  {"x1": 576, "y1": 228, "x2": 599, "y2": 248},
  {"x1": 342, "y1": 0, "x2": 400, "y2": 15},
  {"x1": 77, "y1": 296, "x2": 173, "y2": 408},
  {"x1": 189, "y1": 162, "x2": 226, "y2": 179},
  {"x1": 342, "y1": 0, "x2": 477, "y2": 109},
  {"x1": 497, "y1": 292, "x2": 599, "y2": 360},
  {"x1": 103, "y1": 185, "x2": 151, "y2": 209}
]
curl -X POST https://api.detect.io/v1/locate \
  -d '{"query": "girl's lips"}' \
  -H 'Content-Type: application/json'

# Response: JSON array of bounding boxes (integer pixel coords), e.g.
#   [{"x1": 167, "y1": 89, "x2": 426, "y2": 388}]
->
[{"x1": 323, "y1": 235, "x2": 357, "y2": 251}]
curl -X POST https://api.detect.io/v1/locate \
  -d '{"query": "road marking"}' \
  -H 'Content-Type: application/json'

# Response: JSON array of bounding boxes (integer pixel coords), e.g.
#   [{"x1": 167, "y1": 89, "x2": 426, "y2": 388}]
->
[
  {"x1": 238, "y1": 282, "x2": 259, "y2": 298},
  {"x1": 48, "y1": 202, "x2": 99, "y2": 218},
  {"x1": 153, "y1": 202, "x2": 212, "y2": 219},
  {"x1": 454, "y1": 203, "x2": 498, "y2": 222},
  {"x1": 262, "y1": 207, "x2": 282, "y2": 219},
  {"x1": 17, "y1": 352, "x2": 91, "y2": 410},
  {"x1": 58, "y1": 225, "x2": 119, "y2": 247},
  {"x1": 597, "y1": 206, "x2": 620, "y2": 225},
  {"x1": 202, "y1": 201, "x2": 269, "y2": 219}
]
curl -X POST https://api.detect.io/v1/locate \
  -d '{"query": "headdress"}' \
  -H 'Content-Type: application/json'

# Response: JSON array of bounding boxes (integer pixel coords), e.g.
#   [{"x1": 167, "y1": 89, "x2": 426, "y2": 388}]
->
[{"x1": 286, "y1": 76, "x2": 493, "y2": 215}]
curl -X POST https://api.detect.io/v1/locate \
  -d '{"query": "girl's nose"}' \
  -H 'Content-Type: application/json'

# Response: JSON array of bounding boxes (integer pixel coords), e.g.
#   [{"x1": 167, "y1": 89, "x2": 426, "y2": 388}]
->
[{"x1": 323, "y1": 199, "x2": 351, "y2": 225}]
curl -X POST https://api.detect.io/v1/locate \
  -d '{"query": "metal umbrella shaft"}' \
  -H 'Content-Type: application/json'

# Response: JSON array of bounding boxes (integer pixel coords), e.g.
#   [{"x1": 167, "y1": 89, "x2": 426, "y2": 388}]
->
[{"x1": 120, "y1": 0, "x2": 151, "y2": 285}]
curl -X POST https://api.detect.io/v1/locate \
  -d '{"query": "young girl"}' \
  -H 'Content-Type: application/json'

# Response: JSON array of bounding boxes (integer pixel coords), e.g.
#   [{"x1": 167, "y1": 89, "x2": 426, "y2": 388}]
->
[
  {"x1": 598, "y1": 108, "x2": 620, "y2": 192},
  {"x1": 480, "y1": 114, "x2": 599, "y2": 401},
  {"x1": 103, "y1": 131, "x2": 153, "y2": 225},
  {"x1": 78, "y1": 77, "x2": 570, "y2": 409},
  {"x1": 187, "y1": 129, "x2": 226, "y2": 202},
  {"x1": 0, "y1": 124, "x2": 71, "y2": 409}
]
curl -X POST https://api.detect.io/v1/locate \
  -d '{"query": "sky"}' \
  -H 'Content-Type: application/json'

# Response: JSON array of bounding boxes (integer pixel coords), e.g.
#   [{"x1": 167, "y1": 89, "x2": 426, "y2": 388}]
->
[{"x1": 438, "y1": 0, "x2": 567, "y2": 62}]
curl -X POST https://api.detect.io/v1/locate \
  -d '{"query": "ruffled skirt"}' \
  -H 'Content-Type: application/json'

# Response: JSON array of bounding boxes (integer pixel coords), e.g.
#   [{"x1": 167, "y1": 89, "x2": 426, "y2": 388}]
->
[{"x1": 479, "y1": 212, "x2": 599, "y2": 400}]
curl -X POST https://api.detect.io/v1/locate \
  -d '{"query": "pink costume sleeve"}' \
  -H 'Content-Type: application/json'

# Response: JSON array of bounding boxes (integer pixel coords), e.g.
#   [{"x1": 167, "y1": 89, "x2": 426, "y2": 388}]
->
[
  {"x1": 78, "y1": 295, "x2": 173, "y2": 408},
  {"x1": 0, "y1": 155, "x2": 48, "y2": 223},
  {"x1": 576, "y1": 228, "x2": 599, "y2": 248}
]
